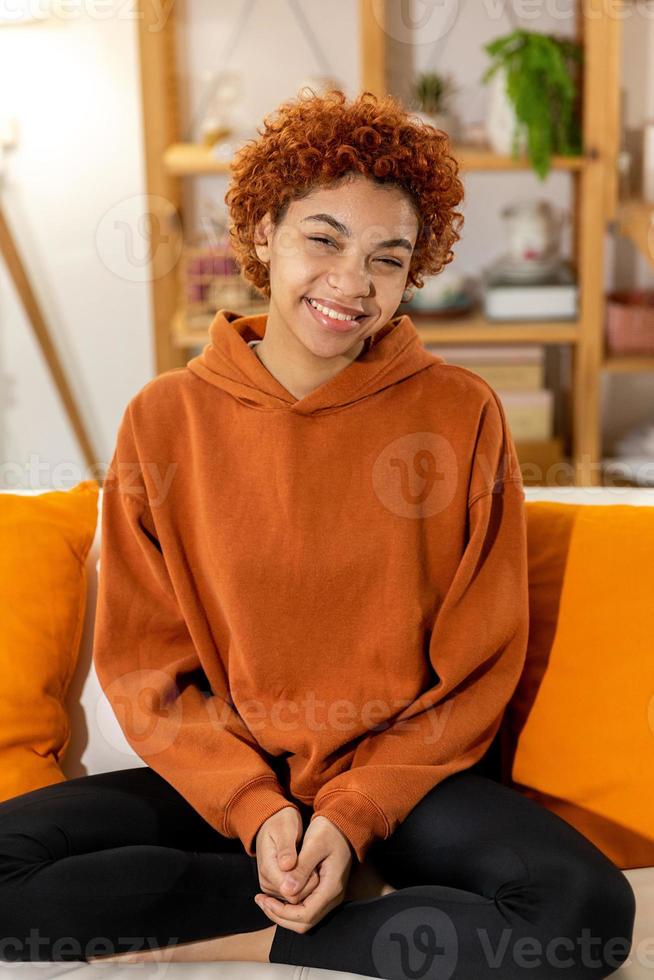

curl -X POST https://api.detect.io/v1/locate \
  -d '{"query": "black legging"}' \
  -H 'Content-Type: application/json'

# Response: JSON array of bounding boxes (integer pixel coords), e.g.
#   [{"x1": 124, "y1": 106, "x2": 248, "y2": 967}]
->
[{"x1": 0, "y1": 763, "x2": 636, "y2": 979}]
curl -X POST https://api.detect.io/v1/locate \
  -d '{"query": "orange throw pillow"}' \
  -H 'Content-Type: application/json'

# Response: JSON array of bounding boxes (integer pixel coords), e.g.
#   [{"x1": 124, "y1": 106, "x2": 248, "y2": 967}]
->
[
  {"x1": 502, "y1": 501, "x2": 654, "y2": 870},
  {"x1": 0, "y1": 480, "x2": 99, "y2": 800}
]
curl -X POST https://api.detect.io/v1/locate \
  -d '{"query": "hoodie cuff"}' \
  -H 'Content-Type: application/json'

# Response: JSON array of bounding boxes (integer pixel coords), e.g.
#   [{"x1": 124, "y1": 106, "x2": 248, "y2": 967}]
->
[
  {"x1": 310, "y1": 789, "x2": 390, "y2": 864},
  {"x1": 225, "y1": 776, "x2": 301, "y2": 857}
]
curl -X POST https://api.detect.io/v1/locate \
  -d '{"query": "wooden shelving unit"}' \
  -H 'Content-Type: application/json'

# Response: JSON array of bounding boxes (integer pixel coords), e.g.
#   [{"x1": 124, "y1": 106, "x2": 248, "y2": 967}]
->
[{"x1": 136, "y1": 0, "x2": 634, "y2": 486}]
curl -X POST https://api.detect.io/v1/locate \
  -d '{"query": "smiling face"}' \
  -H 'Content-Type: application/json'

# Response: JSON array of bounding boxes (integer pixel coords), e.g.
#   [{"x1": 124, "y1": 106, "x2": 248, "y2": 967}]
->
[{"x1": 253, "y1": 173, "x2": 420, "y2": 359}]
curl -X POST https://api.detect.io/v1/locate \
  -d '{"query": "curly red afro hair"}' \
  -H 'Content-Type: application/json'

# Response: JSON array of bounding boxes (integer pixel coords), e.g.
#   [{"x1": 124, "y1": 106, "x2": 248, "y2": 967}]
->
[{"x1": 224, "y1": 88, "x2": 464, "y2": 299}]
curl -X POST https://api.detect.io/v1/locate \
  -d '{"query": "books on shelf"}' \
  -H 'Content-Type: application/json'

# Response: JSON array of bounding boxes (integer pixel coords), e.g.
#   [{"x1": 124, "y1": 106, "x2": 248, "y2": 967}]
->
[
  {"x1": 494, "y1": 388, "x2": 554, "y2": 441},
  {"x1": 425, "y1": 343, "x2": 554, "y2": 441},
  {"x1": 425, "y1": 344, "x2": 545, "y2": 390}
]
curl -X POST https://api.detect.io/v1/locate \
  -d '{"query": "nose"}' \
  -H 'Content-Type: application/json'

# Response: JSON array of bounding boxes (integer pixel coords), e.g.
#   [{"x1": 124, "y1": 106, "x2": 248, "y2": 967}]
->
[{"x1": 326, "y1": 253, "x2": 372, "y2": 300}]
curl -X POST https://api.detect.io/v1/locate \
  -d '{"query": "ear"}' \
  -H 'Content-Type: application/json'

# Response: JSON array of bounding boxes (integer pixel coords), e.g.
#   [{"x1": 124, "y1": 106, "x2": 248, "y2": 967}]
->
[{"x1": 253, "y1": 212, "x2": 273, "y2": 265}]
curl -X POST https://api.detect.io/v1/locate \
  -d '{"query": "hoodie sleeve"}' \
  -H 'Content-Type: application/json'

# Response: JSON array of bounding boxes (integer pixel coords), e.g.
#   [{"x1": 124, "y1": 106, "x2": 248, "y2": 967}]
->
[
  {"x1": 92, "y1": 403, "x2": 299, "y2": 857},
  {"x1": 309, "y1": 390, "x2": 530, "y2": 864}
]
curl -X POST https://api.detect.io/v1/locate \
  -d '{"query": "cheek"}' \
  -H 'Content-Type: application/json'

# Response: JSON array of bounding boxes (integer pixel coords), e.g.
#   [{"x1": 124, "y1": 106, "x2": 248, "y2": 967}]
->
[
  {"x1": 377, "y1": 277, "x2": 405, "y2": 304},
  {"x1": 270, "y1": 253, "x2": 311, "y2": 292},
  {"x1": 287, "y1": 256, "x2": 328, "y2": 293}
]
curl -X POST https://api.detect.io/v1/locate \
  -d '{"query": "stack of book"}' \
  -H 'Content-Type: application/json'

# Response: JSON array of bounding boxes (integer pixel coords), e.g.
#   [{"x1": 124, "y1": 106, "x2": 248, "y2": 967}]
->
[{"x1": 425, "y1": 344, "x2": 562, "y2": 482}]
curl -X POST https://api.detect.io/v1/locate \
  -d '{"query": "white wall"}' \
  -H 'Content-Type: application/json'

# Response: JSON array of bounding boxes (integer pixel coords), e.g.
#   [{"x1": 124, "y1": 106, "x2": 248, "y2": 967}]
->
[
  {"x1": 1, "y1": 0, "x2": 652, "y2": 488},
  {"x1": 0, "y1": 8, "x2": 153, "y2": 489}
]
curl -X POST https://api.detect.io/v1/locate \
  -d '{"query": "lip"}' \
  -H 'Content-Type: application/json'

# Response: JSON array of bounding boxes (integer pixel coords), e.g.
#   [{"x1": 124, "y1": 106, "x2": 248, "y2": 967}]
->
[{"x1": 303, "y1": 296, "x2": 368, "y2": 333}]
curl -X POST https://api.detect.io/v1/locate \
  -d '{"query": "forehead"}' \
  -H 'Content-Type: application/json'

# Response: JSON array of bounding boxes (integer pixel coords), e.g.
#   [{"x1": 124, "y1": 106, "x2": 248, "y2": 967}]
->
[{"x1": 287, "y1": 176, "x2": 419, "y2": 238}]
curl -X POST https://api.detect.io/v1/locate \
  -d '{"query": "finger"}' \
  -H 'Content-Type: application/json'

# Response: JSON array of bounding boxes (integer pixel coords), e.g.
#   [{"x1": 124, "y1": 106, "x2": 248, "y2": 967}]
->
[
  {"x1": 255, "y1": 899, "x2": 306, "y2": 935},
  {"x1": 256, "y1": 874, "x2": 341, "y2": 929},
  {"x1": 275, "y1": 845, "x2": 299, "y2": 874},
  {"x1": 259, "y1": 861, "x2": 315, "y2": 896},
  {"x1": 256, "y1": 889, "x2": 342, "y2": 934},
  {"x1": 277, "y1": 836, "x2": 328, "y2": 899},
  {"x1": 263, "y1": 868, "x2": 320, "y2": 905},
  {"x1": 278, "y1": 807, "x2": 304, "y2": 865},
  {"x1": 259, "y1": 846, "x2": 302, "y2": 896},
  {"x1": 279, "y1": 865, "x2": 322, "y2": 902},
  {"x1": 291, "y1": 868, "x2": 321, "y2": 902},
  {"x1": 259, "y1": 869, "x2": 308, "y2": 901},
  {"x1": 255, "y1": 807, "x2": 303, "y2": 892},
  {"x1": 256, "y1": 894, "x2": 316, "y2": 934},
  {"x1": 260, "y1": 851, "x2": 320, "y2": 902}
]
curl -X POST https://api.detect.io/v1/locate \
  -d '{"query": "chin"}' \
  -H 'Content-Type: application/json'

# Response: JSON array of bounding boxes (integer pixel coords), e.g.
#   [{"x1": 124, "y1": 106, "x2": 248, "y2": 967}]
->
[
  {"x1": 306, "y1": 334, "x2": 362, "y2": 358},
  {"x1": 300, "y1": 327, "x2": 366, "y2": 360}
]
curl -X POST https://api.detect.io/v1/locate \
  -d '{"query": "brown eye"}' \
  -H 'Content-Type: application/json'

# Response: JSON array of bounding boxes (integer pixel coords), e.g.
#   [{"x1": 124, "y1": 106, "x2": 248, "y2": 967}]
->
[{"x1": 308, "y1": 236, "x2": 402, "y2": 268}]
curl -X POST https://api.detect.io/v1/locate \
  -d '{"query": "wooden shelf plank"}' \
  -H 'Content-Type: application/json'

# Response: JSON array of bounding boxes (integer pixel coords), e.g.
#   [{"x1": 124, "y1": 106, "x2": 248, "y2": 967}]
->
[
  {"x1": 163, "y1": 143, "x2": 232, "y2": 175},
  {"x1": 603, "y1": 355, "x2": 654, "y2": 372},
  {"x1": 454, "y1": 142, "x2": 586, "y2": 172},
  {"x1": 410, "y1": 314, "x2": 579, "y2": 345},
  {"x1": 171, "y1": 307, "x2": 580, "y2": 349},
  {"x1": 162, "y1": 141, "x2": 587, "y2": 178},
  {"x1": 616, "y1": 198, "x2": 654, "y2": 269}
]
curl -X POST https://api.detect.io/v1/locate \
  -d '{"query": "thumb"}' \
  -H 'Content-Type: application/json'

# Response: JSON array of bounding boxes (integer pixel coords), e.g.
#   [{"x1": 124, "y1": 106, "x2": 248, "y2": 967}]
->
[
  {"x1": 276, "y1": 831, "x2": 307, "y2": 895},
  {"x1": 276, "y1": 847, "x2": 297, "y2": 873},
  {"x1": 279, "y1": 839, "x2": 322, "y2": 896},
  {"x1": 279, "y1": 854, "x2": 312, "y2": 897},
  {"x1": 275, "y1": 823, "x2": 302, "y2": 888}
]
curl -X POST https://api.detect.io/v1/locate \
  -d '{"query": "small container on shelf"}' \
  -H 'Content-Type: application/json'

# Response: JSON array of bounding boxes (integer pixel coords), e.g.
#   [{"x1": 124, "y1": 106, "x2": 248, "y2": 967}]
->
[
  {"x1": 178, "y1": 237, "x2": 268, "y2": 331},
  {"x1": 605, "y1": 289, "x2": 654, "y2": 355}
]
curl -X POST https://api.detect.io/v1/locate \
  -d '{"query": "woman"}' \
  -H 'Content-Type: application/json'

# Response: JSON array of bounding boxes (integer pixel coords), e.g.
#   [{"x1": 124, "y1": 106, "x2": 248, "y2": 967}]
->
[{"x1": 0, "y1": 89, "x2": 635, "y2": 979}]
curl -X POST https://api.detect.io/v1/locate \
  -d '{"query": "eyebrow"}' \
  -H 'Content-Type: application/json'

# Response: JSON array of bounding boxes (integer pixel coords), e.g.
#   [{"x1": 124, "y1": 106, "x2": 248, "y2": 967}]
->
[{"x1": 301, "y1": 213, "x2": 413, "y2": 252}]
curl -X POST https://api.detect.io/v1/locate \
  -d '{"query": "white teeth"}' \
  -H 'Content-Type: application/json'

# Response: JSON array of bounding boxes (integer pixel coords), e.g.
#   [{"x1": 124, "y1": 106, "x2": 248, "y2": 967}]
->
[{"x1": 307, "y1": 298, "x2": 360, "y2": 321}]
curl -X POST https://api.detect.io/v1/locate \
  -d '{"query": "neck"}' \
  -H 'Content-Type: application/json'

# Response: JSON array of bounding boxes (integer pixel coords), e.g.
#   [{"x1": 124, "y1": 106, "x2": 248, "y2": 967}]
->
[{"x1": 253, "y1": 303, "x2": 368, "y2": 401}]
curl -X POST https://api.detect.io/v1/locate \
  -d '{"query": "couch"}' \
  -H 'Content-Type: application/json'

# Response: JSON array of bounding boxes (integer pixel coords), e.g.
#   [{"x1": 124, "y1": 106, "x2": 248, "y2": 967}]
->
[{"x1": 1, "y1": 483, "x2": 653, "y2": 980}]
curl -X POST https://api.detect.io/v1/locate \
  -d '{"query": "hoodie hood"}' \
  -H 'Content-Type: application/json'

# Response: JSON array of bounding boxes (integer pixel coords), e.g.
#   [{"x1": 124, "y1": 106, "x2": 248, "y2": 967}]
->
[{"x1": 186, "y1": 308, "x2": 443, "y2": 416}]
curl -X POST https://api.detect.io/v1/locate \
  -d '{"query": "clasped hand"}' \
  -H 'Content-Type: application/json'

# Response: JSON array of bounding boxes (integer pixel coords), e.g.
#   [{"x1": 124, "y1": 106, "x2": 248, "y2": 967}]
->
[{"x1": 253, "y1": 807, "x2": 354, "y2": 934}]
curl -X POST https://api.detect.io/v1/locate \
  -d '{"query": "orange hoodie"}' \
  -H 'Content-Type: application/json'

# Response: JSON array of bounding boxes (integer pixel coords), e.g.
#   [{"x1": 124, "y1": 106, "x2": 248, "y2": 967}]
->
[{"x1": 92, "y1": 309, "x2": 529, "y2": 864}]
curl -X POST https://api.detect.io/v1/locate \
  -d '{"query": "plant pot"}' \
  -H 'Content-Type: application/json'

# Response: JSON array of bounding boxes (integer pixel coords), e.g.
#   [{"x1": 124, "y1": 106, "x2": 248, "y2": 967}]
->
[
  {"x1": 412, "y1": 109, "x2": 458, "y2": 140},
  {"x1": 485, "y1": 66, "x2": 528, "y2": 156}
]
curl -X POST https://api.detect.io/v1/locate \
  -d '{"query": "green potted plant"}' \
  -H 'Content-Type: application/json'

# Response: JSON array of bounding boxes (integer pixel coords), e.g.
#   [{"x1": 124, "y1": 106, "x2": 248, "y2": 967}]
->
[
  {"x1": 410, "y1": 71, "x2": 459, "y2": 137},
  {"x1": 481, "y1": 30, "x2": 583, "y2": 180}
]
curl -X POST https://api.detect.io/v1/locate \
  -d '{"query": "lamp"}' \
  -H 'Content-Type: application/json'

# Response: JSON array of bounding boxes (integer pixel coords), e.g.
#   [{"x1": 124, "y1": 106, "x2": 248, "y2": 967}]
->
[{"x1": 0, "y1": 3, "x2": 98, "y2": 472}]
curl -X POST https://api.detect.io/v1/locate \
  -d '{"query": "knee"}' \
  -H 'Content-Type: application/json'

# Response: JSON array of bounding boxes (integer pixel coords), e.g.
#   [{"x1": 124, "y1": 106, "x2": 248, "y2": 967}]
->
[
  {"x1": 555, "y1": 863, "x2": 636, "y2": 978},
  {"x1": 577, "y1": 862, "x2": 635, "y2": 941}
]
